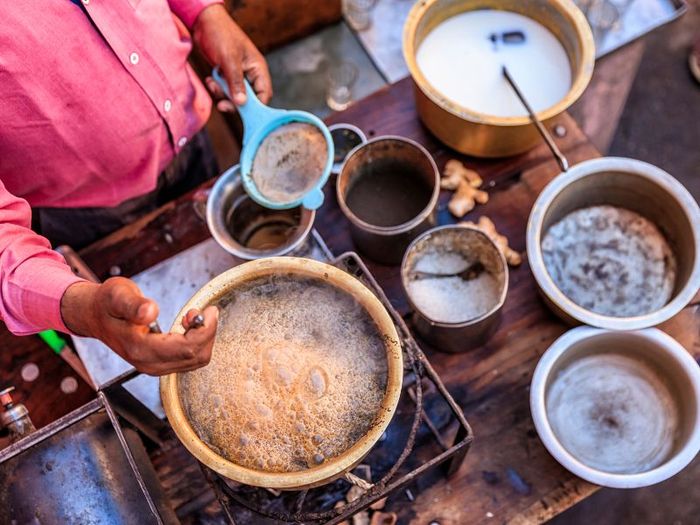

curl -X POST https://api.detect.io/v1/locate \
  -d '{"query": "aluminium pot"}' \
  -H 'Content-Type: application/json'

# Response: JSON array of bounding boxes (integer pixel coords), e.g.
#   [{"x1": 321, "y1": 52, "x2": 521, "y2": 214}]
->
[
  {"x1": 160, "y1": 257, "x2": 403, "y2": 490},
  {"x1": 527, "y1": 157, "x2": 700, "y2": 330},
  {"x1": 206, "y1": 164, "x2": 315, "y2": 260},
  {"x1": 401, "y1": 225, "x2": 509, "y2": 353}
]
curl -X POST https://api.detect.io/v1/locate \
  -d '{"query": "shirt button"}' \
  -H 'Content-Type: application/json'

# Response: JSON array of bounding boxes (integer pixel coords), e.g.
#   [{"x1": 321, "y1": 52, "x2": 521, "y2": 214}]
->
[
  {"x1": 129, "y1": 52, "x2": 139, "y2": 65},
  {"x1": 81, "y1": 0, "x2": 89, "y2": 5},
  {"x1": 178, "y1": 137, "x2": 188, "y2": 148},
  {"x1": 164, "y1": 99, "x2": 172, "y2": 112}
]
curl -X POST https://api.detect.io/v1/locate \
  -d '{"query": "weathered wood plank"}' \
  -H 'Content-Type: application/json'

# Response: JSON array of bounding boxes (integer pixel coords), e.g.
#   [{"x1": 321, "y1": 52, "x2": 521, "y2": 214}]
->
[
  {"x1": 2, "y1": 76, "x2": 697, "y2": 525},
  {"x1": 0, "y1": 329, "x2": 95, "y2": 438},
  {"x1": 227, "y1": 0, "x2": 342, "y2": 53}
]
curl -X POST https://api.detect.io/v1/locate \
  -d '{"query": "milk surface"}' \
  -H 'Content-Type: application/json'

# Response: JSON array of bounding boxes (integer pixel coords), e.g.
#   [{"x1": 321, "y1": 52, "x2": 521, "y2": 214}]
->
[
  {"x1": 547, "y1": 353, "x2": 679, "y2": 474},
  {"x1": 416, "y1": 10, "x2": 572, "y2": 117}
]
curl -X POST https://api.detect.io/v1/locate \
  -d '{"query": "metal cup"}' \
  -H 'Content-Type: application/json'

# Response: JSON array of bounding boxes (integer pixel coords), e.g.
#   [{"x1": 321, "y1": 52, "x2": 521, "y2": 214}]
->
[
  {"x1": 206, "y1": 165, "x2": 315, "y2": 260},
  {"x1": 401, "y1": 225, "x2": 509, "y2": 353},
  {"x1": 337, "y1": 136, "x2": 440, "y2": 265}
]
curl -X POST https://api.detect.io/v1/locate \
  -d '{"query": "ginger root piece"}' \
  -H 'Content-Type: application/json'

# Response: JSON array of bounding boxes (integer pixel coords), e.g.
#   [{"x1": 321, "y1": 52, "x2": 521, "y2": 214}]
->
[
  {"x1": 335, "y1": 501, "x2": 350, "y2": 525},
  {"x1": 448, "y1": 179, "x2": 489, "y2": 218},
  {"x1": 444, "y1": 159, "x2": 483, "y2": 188},
  {"x1": 461, "y1": 216, "x2": 522, "y2": 267},
  {"x1": 370, "y1": 497, "x2": 387, "y2": 511},
  {"x1": 442, "y1": 159, "x2": 488, "y2": 218}
]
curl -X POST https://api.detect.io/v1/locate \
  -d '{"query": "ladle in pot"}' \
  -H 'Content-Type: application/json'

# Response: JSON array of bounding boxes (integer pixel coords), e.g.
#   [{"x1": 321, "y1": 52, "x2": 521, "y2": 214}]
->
[{"x1": 502, "y1": 66, "x2": 569, "y2": 173}]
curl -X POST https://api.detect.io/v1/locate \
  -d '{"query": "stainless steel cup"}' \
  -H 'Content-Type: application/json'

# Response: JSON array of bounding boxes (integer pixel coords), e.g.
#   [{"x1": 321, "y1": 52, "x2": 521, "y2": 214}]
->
[
  {"x1": 337, "y1": 136, "x2": 440, "y2": 265},
  {"x1": 401, "y1": 225, "x2": 509, "y2": 352},
  {"x1": 206, "y1": 165, "x2": 315, "y2": 260}
]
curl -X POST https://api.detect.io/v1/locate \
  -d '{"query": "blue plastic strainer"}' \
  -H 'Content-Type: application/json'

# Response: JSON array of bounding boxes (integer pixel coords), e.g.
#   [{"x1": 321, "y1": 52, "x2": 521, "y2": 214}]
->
[{"x1": 212, "y1": 68, "x2": 333, "y2": 210}]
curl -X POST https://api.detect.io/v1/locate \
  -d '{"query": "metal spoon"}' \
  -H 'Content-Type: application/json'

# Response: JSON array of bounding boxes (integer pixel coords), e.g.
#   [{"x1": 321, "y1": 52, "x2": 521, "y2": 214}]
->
[
  {"x1": 502, "y1": 65, "x2": 570, "y2": 172},
  {"x1": 146, "y1": 314, "x2": 204, "y2": 334},
  {"x1": 410, "y1": 261, "x2": 485, "y2": 281}
]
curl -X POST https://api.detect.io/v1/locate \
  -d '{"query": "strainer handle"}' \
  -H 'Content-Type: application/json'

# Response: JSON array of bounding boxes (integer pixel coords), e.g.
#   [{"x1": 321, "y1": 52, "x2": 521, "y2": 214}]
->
[{"x1": 212, "y1": 67, "x2": 273, "y2": 146}]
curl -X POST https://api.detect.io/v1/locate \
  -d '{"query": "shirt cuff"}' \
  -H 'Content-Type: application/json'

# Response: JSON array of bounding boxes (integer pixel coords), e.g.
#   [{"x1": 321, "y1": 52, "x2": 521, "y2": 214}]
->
[
  {"x1": 14, "y1": 258, "x2": 85, "y2": 335},
  {"x1": 170, "y1": 0, "x2": 224, "y2": 30}
]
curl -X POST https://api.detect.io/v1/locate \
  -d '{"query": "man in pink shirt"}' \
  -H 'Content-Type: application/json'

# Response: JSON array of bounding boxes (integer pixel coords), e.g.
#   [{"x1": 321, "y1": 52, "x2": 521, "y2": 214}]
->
[{"x1": 0, "y1": 1, "x2": 272, "y2": 374}]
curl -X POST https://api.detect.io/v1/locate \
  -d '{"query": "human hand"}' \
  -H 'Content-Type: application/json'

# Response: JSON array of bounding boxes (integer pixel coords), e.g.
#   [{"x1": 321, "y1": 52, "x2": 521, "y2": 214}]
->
[
  {"x1": 61, "y1": 278, "x2": 218, "y2": 375},
  {"x1": 193, "y1": 4, "x2": 272, "y2": 111}
]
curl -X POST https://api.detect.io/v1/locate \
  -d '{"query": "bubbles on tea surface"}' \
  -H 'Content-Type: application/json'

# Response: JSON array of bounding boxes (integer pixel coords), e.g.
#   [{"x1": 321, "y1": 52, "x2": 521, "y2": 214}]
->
[
  {"x1": 178, "y1": 275, "x2": 389, "y2": 473},
  {"x1": 306, "y1": 366, "x2": 328, "y2": 399}
]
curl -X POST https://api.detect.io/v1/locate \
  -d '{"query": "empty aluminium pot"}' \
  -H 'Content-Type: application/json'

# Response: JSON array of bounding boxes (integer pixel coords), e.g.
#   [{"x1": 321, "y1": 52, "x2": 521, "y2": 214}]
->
[
  {"x1": 403, "y1": 0, "x2": 595, "y2": 157},
  {"x1": 531, "y1": 327, "x2": 700, "y2": 488},
  {"x1": 337, "y1": 136, "x2": 440, "y2": 265},
  {"x1": 527, "y1": 157, "x2": 700, "y2": 330},
  {"x1": 207, "y1": 164, "x2": 315, "y2": 260},
  {"x1": 161, "y1": 257, "x2": 403, "y2": 490},
  {"x1": 401, "y1": 225, "x2": 508, "y2": 352}
]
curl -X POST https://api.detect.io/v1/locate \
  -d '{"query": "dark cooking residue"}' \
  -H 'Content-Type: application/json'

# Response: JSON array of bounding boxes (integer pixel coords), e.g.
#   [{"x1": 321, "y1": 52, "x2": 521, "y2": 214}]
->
[{"x1": 541, "y1": 205, "x2": 677, "y2": 317}]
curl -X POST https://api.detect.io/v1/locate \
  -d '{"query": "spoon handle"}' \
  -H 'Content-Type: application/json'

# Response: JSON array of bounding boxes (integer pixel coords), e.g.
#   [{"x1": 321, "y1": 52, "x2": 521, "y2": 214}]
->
[
  {"x1": 411, "y1": 261, "x2": 485, "y2": 281},
  {"x1": 411, "y1": 271, "x2": 462, "y2": 280},
  {"x1": 502, "y1": 66, "x2": 569, "y2": 172}
]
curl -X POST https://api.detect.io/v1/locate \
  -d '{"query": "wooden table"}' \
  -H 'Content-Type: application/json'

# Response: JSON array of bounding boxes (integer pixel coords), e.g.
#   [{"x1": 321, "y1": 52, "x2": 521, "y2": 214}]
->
[{"x1": 1, "y1": 77, "x2": 698, "y2": 524}]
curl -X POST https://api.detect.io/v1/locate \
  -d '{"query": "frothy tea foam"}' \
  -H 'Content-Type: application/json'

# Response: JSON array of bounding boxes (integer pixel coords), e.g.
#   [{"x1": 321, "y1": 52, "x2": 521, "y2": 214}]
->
[{"x1": 179, "y1": 275, "x2": 389, "y2": 473}]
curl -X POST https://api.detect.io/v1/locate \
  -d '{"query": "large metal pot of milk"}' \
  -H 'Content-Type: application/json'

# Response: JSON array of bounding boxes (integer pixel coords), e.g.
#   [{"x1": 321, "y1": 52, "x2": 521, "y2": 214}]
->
[
  {"x1": 403, "y1": 0, "x2": 595, "y2": 157},
  {"x1": 160, "y1": 257, "x2": 403, "y2": 490}
]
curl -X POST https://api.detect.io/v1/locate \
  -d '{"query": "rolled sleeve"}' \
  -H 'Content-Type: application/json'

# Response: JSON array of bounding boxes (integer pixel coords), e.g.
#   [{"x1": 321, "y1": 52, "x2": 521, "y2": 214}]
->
[
  {"x1": 0, "y1": 180, "x2": 85, "y2": 335},
  {"x1": 168, "y1": 0, "x2": 224, "y2": 30},
  {"x1": 6, "y1": 256, "x2": 84, "y2": 335}
]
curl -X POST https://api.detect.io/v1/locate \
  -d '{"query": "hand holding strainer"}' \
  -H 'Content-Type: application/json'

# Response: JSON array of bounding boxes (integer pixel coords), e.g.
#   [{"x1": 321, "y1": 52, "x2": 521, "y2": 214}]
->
[{"x1": 212, "y1": 68, "x2": 334, "y2": 211}]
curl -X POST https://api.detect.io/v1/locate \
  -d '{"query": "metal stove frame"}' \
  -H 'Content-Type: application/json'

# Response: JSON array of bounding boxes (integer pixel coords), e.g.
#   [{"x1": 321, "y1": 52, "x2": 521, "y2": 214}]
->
[{"x1": 202, "y1": 251, "x2": 473, "y2": 524}]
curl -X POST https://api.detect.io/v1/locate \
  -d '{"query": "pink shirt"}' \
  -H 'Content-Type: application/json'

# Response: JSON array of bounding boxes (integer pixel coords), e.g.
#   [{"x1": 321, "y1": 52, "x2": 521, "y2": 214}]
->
[{"x1": 0, "y1": 0, "x2": 221, "y2": 335}]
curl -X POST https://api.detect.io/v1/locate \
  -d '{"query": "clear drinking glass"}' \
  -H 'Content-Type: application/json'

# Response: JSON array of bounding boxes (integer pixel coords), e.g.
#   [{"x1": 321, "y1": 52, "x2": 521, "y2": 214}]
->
[
  {"x1": 587, "y1": 0, "x2": 621, "y2": 41},
  {"x1": 343, "y1": 0, "x2": 377, "y2": 32},
  {"x1": 326, "y1": 61, "x2": 359, "y2": 112}
]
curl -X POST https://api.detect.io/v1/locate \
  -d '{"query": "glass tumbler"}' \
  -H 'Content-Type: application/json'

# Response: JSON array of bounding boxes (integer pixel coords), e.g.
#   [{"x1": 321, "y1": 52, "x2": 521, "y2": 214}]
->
[
  {"x1": 326, "y1": 61, "x2": 359, "y2": 112},
  {"x1": 343, "y1": 0, "x2": 377, "y2": 32}
]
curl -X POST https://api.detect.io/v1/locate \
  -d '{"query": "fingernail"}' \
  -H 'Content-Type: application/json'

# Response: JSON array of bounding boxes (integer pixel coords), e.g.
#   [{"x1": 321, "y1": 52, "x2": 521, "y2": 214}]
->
[
  {"x1": 233, "y1": 93, "x2": 247, "y2": 105},
  {"x1": 137, "y1": 302, "x2": 152, "y2": 320}
]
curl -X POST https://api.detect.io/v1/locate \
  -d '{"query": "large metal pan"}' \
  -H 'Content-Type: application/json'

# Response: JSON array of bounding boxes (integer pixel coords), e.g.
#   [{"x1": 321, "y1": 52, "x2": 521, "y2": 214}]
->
[{"x1": 160, "y1": 257, "x2": 403, "y2": 490}]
